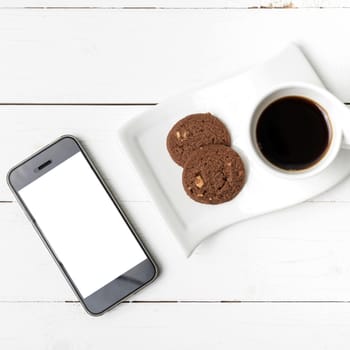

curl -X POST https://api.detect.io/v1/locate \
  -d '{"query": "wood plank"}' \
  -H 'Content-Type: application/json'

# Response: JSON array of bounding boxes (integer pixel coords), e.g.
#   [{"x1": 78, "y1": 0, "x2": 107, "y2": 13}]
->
[
  {"x1": 2, "y1": 105, "x2": 350, "y2": 203},
  {"x1": 0, "y1": 9, "x2": 350, "y2": 102},
  {"x1": 1, "y1": 1, "x2": 349, "y2": 9},
  {"x1": 3, "y1": 200, "x2": 350, "y2": 301},
  {"x1": 2, "y1": 302, "x2": 350, "y2": 349},
  {"x1": 0, "y1": 105, "x2": 151, "y2": 202}
]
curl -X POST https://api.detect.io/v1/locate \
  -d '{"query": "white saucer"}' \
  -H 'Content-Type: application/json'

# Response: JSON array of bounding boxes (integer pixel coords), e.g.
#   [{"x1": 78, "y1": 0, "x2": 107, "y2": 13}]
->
[{"x1": 120, "y1": 44, "x2": 350, "y2": 256}]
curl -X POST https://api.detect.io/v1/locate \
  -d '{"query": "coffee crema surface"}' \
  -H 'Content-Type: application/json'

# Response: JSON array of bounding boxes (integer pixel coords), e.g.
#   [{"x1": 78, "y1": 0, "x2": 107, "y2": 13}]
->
[{"x1": 256, "y1": 96, "x2": 331, "y2": 171}]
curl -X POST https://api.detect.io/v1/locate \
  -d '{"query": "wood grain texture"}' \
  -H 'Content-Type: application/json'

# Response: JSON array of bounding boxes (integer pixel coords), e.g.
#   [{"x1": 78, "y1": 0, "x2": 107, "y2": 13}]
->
[
  {"x1": 0, "y1": 106, "x2": 151, "y2": 201},
  {"x1": 0, "y1": 9, "x2": 350, "y2": 102},
  {"x1": 3, "y1": 200, "x2": 350, "y2": 301},
  {"x1": 2, "y1": 302, "x2": 350, "y2": 349},
  {"x1": 1, "y1": 1, "x2": 349, "y2": 9}
]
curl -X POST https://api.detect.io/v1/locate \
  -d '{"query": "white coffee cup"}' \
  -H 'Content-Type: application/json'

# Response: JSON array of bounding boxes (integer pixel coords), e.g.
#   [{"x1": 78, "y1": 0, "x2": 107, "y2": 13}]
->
[{"x1": 249, "y1": 82, "x2": 350, "y2": 179}]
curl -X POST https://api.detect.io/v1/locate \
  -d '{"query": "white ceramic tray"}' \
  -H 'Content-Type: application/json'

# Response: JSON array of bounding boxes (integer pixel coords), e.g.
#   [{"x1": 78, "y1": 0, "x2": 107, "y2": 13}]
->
[{"x1": 120, "y1": 44, "x2": 350, "y2": 256}]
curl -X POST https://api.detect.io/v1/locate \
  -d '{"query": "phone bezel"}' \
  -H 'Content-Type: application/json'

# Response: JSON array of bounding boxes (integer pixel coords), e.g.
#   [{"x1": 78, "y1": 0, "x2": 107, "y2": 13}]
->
[{"x1": 7, "y1": 135, "x2": 159, "y2": 316}]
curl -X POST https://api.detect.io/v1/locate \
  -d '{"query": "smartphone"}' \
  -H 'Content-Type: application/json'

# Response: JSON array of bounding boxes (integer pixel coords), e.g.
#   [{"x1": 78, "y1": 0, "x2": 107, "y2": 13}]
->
[{"x1": 7, "y1": 135, "x2": 158, "y2": 316}]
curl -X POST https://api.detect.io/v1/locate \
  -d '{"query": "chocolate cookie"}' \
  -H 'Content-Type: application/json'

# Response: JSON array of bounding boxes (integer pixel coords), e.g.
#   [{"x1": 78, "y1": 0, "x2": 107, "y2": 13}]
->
[
  {"x1": 166, "y1": 113, "x2": 231, "y2": 167},
  {"x1": 182, "y1": 145, "x2": 245, "y2": 204}
]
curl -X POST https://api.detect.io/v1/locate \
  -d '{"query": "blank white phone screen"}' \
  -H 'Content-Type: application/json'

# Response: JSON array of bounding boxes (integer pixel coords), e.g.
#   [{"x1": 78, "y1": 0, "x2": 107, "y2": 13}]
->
[{"x1": 19, "y1": 152, "x2": 147, "y2": 298}]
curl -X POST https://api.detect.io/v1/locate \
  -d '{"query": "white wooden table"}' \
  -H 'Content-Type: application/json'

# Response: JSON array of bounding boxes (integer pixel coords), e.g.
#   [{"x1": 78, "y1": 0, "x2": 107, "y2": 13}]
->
[{"x1": 2, "y1": 1, "x2": 350, "y2": 348}]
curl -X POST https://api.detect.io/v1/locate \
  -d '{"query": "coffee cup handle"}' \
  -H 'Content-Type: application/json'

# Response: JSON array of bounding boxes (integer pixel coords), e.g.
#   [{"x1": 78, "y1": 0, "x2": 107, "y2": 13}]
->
[{"x1": 341, "y1": 106, "x2": 350, "y2": 150}]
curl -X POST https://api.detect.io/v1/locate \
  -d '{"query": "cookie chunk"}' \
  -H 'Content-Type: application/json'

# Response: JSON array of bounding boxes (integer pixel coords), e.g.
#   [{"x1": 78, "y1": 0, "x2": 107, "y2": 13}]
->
[
  {"x1": 182, "y1": 145, "x2": 245, "y2": 204},
  {"x1": 166, "y1": 113, "x2": 231, "y2": 167}
]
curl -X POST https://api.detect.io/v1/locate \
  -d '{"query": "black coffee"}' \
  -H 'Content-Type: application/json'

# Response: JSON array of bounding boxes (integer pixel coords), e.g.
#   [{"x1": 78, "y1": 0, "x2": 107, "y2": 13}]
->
[{"x1": 256, "y1": 96, "x2": 330, "y2": 171}]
